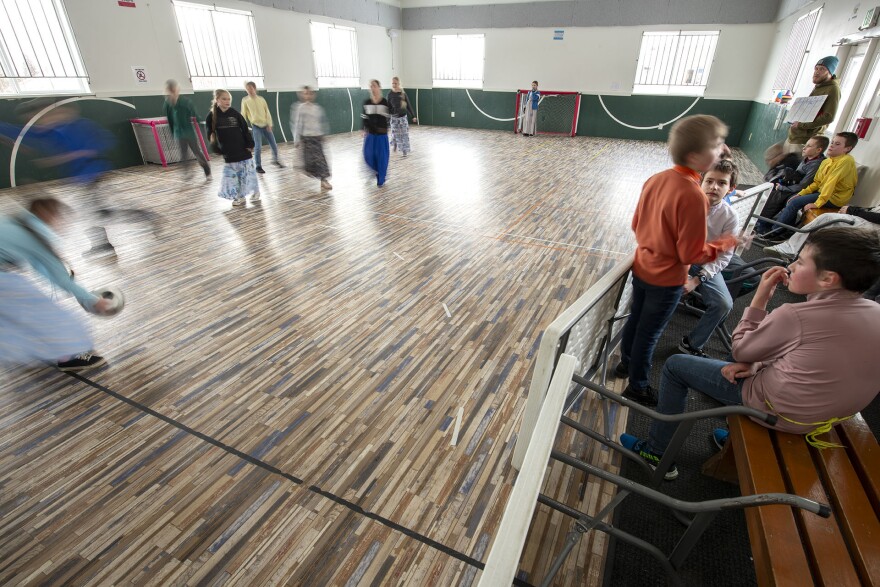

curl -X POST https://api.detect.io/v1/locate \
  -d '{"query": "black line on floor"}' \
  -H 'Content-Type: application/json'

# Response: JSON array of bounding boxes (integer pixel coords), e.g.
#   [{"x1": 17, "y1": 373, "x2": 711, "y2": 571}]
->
[{"x1": 65, "y1": 371, "x2": 534, "y2": 587}]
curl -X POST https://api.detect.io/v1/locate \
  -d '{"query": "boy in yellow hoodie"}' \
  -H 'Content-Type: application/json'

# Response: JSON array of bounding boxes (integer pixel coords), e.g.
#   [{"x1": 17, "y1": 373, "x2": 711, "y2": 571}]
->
[{"x1": 761, "y1": 132, "x2": 858, "y2": 236}]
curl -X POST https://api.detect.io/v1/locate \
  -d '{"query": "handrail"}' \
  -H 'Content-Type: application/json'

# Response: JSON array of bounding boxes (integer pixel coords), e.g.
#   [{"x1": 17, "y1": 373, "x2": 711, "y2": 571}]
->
[
  {"x1": 574, "y1": 375, "x2": 778, "y2": 427},
  {"x1": 478, "y1": 354, "x2": 579, "y2": 587},
  {"x1": 512, "y1": 256, "x2": 633, "y2": 470}
]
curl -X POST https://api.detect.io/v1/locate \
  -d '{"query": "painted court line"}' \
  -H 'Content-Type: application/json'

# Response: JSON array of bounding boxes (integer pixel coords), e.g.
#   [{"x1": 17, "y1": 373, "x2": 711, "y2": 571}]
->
[
  {"x1": 393, "y1": 252, "x2": 405, "y2": 261},
  {"x1": 62, "y1": 370, "x2": 535, "y2": 587},
  {"x1": 281, "y1": 191, "x2": 628, "y2": 257},
  {"x1": 451, "y1": 407, "x2": 464, "y2": 446},
  {"x1": 442, "y1": 303, "x2": 452, "y2": 318}
]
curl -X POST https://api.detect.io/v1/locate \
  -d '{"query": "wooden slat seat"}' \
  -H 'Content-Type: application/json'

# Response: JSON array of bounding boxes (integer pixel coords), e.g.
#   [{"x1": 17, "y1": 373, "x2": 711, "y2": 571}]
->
[{"x1": 726, "y1": 414, "x2": 880, "y2": 586}]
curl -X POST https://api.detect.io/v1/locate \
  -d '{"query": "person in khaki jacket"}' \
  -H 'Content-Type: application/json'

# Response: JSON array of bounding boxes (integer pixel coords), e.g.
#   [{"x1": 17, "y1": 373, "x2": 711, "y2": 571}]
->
[{"x1": 765, "y1": 56, "x2": 841, "y2": 168}]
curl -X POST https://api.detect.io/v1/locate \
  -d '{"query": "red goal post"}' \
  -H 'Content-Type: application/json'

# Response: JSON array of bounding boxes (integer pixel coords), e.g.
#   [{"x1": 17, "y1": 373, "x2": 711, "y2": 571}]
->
[{"x1": 514, "y1": 90, "x2": 581, "y2": 137}]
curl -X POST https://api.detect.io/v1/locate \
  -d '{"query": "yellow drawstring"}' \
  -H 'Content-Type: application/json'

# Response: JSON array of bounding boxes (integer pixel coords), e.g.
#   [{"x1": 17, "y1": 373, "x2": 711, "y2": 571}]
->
[{"x1": 764, "y1": 398, "x2": 853, "y2": 449}]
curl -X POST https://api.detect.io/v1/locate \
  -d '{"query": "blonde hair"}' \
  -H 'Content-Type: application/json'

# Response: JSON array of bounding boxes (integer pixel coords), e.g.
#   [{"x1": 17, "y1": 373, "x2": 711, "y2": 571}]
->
[
  {"x1": 210, "y1": 89, "x2": 231, "y2": 118},
  {"x1": 668, "y1": 115, "x2": 728, "y2": 166}
]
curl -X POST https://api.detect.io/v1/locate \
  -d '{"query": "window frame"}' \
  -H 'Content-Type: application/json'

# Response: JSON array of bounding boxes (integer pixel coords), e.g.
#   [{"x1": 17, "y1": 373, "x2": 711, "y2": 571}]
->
[
  {"x1": 771, "y1": 7, "x2": 823, "y2": 95},
  {"x1": 432, "y1": 33, "x2": 485, "y2": 89},
  {"x1": 172, "y1": 0, "x2": 265, "y2": 91},
  {"x1": 309, "y1": 21, "x2": 360, "y2": 89},
  {"x1": 0, "y1": 0, "x2": 90, "y2": 97},
  {"x1": 632, "y1": 30, "x2": 720, "y2": 97}
]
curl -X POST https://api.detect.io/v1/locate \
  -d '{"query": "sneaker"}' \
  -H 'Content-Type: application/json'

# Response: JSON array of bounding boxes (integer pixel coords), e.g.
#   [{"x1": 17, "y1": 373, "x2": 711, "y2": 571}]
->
[
  {"x1": 82, "y1": 243, "x2": 116, "y2": 259},
  {"x1": 256, "y1": 166, "x2": 266, "y2": 174},
  {"x1": 273, "y1": 160, "x2": 285, "y2": 168},
  {"x1": 712, "y1": 428, "x2": 729, "y2": 451},
  {"x1": 622, "y1": 383, "x2": 658, "y2": 407},
  {"x1": 613, "y1": 361, "x2": 629, "y2": 379},
  {"x1": 232, "y1": 198, "x2": 246, "y2": 207},
  {"x1": 321, "y1": 180, "x2": 333, "y2": 190},
  {"x1": 762, "y1": 245, "x2": 794, "y2": 262},
  {"x1": 250, "y1": 192, "x2": 261, "y2": 202},
  {"x1": 57, "y1": 353, "x2": 106, "y2": 372},
  {"x1": 678, "y1": 336, "x2": 708, "y2": 358},
  {"x1": 620, "y1": 433, "x2": 678, "y2": 480}
]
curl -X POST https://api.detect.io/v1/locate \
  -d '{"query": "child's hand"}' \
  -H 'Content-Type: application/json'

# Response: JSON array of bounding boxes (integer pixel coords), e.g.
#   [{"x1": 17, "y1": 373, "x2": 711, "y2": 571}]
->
[
  {"x1": 752, "y1": 266, "x2": 789, "y2": 309},
  {"x1": 713, "y1": 234, "x2": 739, "y2": 251},
  {"x1": 721, "y1": 362, "x2": 758, "y2": 383},
  {"x1": 803, "y1": 202, "x2": 817, "y2": 211},
  {"x1": 840, "y1": 205, "x2": 849, "y2": 214},
  {"x1": 683, "y1": 275, "x2": 701, "y2": 293}
]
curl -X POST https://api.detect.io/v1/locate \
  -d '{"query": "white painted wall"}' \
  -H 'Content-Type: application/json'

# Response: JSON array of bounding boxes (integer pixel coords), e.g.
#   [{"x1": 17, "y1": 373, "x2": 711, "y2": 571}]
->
[
  {"x1": 756, "y1": 0, "x2": 880, "y2": 206},
  {"x1": 401, "y1": 23, "x2": 775, "y2": 98},
  {"x1": 63, "y1": 0, "x2": 398, "y2": 96}
]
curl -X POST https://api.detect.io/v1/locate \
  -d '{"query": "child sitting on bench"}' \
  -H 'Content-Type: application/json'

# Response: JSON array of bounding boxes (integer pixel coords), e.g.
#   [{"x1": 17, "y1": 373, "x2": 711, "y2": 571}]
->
[{"x1": 622, "y1": 226, "x2": 880, "y2": 479}]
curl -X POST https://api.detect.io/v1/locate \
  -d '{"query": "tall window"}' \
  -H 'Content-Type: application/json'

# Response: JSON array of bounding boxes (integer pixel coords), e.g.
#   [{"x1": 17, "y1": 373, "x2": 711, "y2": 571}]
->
[
  {"x1": 310, "y1": 22, "x2": 359, "y2": 88},
  {"x1": 633, "y1": 31, "x2": 719, "y2": 96},
  {"x1": 771, "y1": 7, "x2": 823, "y2": 94},
  {"x1": 432, "y1": 34, "x2": 484, "y2": 89},
  {"x1": 0, "y1": 0, "x2": 89, "y2": 96},
  {"x1": 172, "y1": 1, "x2": 264, "y2": 91}
]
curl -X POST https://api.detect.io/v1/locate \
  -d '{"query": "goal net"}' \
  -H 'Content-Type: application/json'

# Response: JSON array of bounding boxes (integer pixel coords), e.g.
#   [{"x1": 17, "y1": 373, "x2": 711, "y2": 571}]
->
[{"x1": 515, "y1": 90, "x2": 581, "y2": 136}]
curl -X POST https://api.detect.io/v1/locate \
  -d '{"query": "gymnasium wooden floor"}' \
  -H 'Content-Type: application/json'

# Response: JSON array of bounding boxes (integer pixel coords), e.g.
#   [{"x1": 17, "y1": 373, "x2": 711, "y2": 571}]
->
[{"x1": 0, "y1": 127, "x2": 762, "y2": 586}]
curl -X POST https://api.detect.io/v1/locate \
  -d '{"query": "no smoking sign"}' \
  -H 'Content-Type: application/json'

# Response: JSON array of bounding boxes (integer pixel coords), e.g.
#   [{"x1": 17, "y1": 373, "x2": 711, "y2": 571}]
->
[{"x1": 132, "y1": 66, "x2": 148, "y2": 84}]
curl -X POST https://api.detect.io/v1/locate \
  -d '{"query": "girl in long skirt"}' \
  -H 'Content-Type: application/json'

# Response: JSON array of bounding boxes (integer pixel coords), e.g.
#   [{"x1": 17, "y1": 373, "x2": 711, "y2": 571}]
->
[
  {"x1": 291, "y1": 86, "x2": 332, "y2": 190},
  {"x1": 520, "y1": 80, "x2": 540, "y2": 136},
  {"x1": 362, "y1": 80, "x2": 391, "y2": 187},
  {"x1": 387, "y1": 77, "x2": 417, "y2": 157},
  {"x1": 206, "y1": 89, "x2": 259, "y2": 207}
]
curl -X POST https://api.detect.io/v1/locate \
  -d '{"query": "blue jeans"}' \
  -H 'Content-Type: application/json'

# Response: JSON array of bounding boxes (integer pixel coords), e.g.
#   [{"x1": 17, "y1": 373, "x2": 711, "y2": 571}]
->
[
  {"x1": 252, "y1": 125, "x2": 279, "y2": 168},
  {"x1": 648, "y1": 354, "x2": 744, "y2": 454},
  {"x1": 771, "y1": 193, "x2": 835, "y2": 231},
  {"x1": 620, "y1": 275, "x2": 683, "y2": 391},
  {"x1": 687, "y1": 266, "x2": 733, "y2": 349}
]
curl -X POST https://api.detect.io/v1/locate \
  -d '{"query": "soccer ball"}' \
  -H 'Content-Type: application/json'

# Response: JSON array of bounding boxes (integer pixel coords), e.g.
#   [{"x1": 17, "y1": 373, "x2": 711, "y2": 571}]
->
[{"x1": 91, "y1": 286, "x2": 125, "y2": 317}]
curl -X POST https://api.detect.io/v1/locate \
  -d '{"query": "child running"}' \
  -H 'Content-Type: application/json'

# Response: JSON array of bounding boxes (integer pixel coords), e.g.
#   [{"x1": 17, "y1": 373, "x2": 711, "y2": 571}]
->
[
  {"x1": 206, "y1": 89, "x2": 259, "y2": 207},
  {"x1": 291, "y1": 86, "x2": 332, "y2": 190},
  {"x1": 387, "y1": 77, "x2": 417, "y2": 157}
]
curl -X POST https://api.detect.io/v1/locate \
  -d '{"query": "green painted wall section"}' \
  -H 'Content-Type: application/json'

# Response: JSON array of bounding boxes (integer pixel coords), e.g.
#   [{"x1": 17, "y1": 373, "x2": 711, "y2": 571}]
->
[
  {"x1": 738, "y1": 100, "x2": 789, "y2": 175},
  {"x1": 0, "y1": 87, "x2": 766, "y2": 190},
  {"x1": 0, "y1": 88, "x2": 373, "y2": 190}
]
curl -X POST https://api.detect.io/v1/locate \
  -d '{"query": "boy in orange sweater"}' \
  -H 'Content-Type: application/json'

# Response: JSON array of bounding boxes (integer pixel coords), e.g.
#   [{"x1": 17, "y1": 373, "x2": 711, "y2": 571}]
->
[{"x1": 614, "y1": 115, "x2": 739, "y2": 406}]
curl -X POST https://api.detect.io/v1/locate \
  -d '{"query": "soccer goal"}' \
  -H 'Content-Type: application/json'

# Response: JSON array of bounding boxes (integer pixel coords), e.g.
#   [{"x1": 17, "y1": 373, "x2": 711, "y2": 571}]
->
[{"x1": 514, "y1": 90, "x2": 581, "y2": 136}]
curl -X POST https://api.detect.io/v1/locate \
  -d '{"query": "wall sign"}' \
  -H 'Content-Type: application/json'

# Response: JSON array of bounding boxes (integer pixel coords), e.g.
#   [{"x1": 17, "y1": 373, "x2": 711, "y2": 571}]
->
[
  {"x1": 118, "y1": 1, "x2": 136, "y2": 6},
  {"x1": 132, "y1": 66, "x2": 148, "y2": 83},
  {"x1": 553, "y1": 29, "x2": 564, "y2": 41}
]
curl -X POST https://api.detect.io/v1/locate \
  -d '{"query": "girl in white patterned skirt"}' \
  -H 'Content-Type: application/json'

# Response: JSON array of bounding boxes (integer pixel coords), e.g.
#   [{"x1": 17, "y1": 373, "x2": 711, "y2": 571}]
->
[
  {"x1": 206, "y1": 89, "x2": 259, "y2": 207},
  {"x1": 386, "y1": 77, "x2": 417, "y2": 156}
]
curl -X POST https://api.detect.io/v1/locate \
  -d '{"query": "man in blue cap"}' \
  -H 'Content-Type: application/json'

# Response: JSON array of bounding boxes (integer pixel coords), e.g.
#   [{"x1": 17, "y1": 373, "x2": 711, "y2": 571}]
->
[{"x1": 765, "y1": 55, "x2": 841, "y2": 168}]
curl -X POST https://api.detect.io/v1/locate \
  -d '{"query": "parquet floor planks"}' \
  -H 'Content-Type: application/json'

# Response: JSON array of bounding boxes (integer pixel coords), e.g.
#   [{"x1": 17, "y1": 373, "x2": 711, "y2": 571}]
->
[{"x1": 0, "y1": 127, "x2": 763, "y2": 586}]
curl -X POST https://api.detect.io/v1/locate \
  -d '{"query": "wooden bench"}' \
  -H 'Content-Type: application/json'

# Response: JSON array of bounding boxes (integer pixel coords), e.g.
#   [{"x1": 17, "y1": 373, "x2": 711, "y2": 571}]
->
[{"x1": 706, "y1": 413, "x2": 880, "y2": 586}]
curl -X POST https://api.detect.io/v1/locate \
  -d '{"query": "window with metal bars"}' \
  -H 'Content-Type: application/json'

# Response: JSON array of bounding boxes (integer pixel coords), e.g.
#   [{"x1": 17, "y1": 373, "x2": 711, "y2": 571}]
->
[
  {"x1": 771, "y1": 7, "x2": 823, "y2": 94},
  {"x1": 633, "y1": 31, "x2": 719, "y2": 96},
  {"x1": 0, "y1": 0, "x2": 89, "y2": 96},
  {"x1": 432, "y1": 34, "x2": 484, "y2": 89},
  {"x1": 310, "y1": 22, "x2": 359, "y2": 88},
  {"x1": 172, "y1": 1, "x2": 264, "y2": 91}
]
